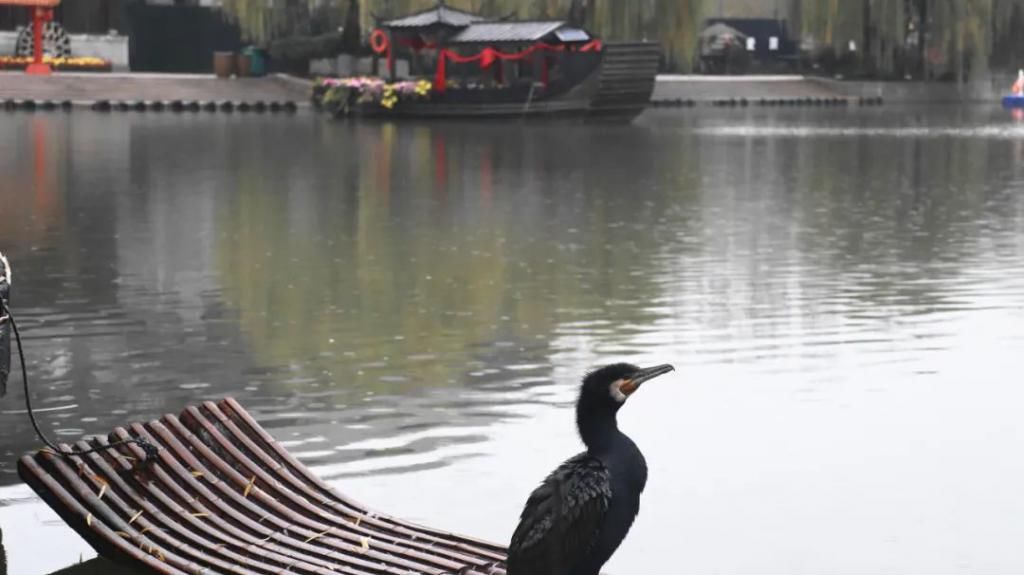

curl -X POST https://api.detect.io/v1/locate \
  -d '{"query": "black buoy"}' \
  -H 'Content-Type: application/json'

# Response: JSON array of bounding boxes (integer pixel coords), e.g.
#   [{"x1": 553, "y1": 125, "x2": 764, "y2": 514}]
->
[
  {"x1": 185, "y1": 101, "x2": 200, "y2": 112},
  {"x1": 269, "y1": 101, "x2": 283, "y2": 113},
  {"x1": 132, "y1": 101, "x2": 146, "y2": 112},
  {"x1": 283, "y1": 101, "x2": 298, "y2": 113},
  {"x1": 237, "y1": 101, "x2": 252, "y2": 112},
  {"x1": 92, "y1": 100, "x2": 111, "y2": 112},
  {"x1": 170, "y1": 100, "x2": 185, "y2": 112},
  {"x1": 219, "y1": 101, "x2": 235, "y2": 113},
  {"x1": 202, "y1": 101, "x2": 217, "y2": 112},
  {"x1": 3, "y1": 99, "x2": 16, "y2": 111},
  {"x1": 41, "y1": 100, "x2": 57, "y2": 111},
  {"x1": 20, "y1": 100, "x2": 36, "y2": 111},
  {"x1": 253, "y1": 101, "x2": 267, "y2": 113},
  {"x1": 60, "y1": 100, "x2": 72, "y2": 111},
  {"x1": 150, "y1": 101, "x2": 166, "y2": 112},
  {"x1": 507, "y1": 363, "x2": 676, "y2": 575},
  {"x1": 115, "y1": 101, "x2": 130, "y2": 112}
]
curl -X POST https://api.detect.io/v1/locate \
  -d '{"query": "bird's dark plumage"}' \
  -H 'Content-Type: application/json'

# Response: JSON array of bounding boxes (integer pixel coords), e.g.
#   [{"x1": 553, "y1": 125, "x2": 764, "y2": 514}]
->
[
  {"x1": 0, "y1": 252, "x2": 10, "y2": 397},
  {"x1": 506, "y1": 363, "x2": 674, "y2": 575},
  {"x1": 508, "y1": 453, "x2": 611, "y2": 574}
]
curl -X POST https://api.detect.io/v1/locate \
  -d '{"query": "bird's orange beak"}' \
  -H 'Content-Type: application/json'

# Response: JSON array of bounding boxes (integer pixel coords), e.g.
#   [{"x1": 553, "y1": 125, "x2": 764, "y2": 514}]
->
[{"x1": 620, "y1": 364, "x2": 674, "y2": 395}]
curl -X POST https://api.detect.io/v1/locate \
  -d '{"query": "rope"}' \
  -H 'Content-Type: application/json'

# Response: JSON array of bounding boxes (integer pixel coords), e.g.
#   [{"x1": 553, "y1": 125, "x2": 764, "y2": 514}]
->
[{"x1": 0, "y1": 296, "x2": 159, "y2": 464}]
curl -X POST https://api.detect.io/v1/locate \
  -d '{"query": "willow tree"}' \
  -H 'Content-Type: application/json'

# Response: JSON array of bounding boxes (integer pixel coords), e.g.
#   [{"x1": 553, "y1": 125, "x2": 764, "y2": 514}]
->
[
  {"x1": 795, "y1": 0, "x2": 1024, "y2": 82},
  {"x1": 220, "y1": 0, "x2": 711, "y2": 72},
  {"x1": 219, "y1": 0, "x2": 359, "y2": 44}
]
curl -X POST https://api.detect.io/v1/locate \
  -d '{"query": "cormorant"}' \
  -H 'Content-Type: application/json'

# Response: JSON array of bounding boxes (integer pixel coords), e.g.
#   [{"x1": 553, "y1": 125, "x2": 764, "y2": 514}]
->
[
  {"x1": 507, "y1": 363, "x2": 675, "y2": 575},
  {"x1": 0, "y1": 252, "x2": 10, "y2": 397}
]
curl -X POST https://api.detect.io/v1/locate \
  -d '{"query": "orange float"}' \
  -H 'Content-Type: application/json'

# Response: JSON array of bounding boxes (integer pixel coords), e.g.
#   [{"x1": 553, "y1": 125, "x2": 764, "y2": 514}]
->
[
  {"x1": 369, "y1": 29, "x2": 393, "y2": 78},
  {"x1": 369, "y1": 29, "x2": 389, "y2": 55}
]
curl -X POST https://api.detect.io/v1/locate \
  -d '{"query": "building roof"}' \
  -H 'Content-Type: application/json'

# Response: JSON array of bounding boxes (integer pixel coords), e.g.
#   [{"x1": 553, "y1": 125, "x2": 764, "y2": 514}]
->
[
  {"x1": 382, "y1": 4, "x2": 487, "y2": 29},
  {"x1": 449, "y1": 21, "x2": 583, "y2": 44},
  {"x1": 705, "y1": 18, "x2": 787, "y2": 40},
  {"x1": 700, "y1": 22, "x2": 747, "y2": 40}
]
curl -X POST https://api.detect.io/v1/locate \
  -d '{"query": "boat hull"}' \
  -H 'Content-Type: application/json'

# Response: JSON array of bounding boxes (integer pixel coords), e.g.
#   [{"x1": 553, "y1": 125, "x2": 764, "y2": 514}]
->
[{"x1": 322, "y1": 42, "x2": 660, "y2": 123}]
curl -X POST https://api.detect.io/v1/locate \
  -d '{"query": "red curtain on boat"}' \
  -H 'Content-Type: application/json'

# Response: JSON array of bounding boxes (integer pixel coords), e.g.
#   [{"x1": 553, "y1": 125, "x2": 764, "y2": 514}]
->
[{"x1": 432, "y1": 40, "x2": 602, "y2": 92}]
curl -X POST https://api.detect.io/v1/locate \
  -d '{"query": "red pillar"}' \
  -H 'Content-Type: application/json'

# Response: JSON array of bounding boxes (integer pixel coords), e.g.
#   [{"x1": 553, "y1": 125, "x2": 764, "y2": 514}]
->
[{"x1": 25, "y1": 7, "x2": 52, "y2": 76}]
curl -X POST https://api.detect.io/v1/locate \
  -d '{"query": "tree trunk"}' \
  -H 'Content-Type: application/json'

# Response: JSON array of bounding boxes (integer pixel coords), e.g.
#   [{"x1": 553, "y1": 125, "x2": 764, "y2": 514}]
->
[
  {"x1": 341, "y1": 0, "x2": 361, "y2": 54},
  {"x1": 955, "y1": 3, "x2": 964, "y2": 95},
  {"x1": 918, "y1": 0, "x2": 928, "y2": 79},
  {"x1": 862, "y1": 0, "x2": 872, "y2": 76},
  {"x1": 568, "y1": 0, "x2": 586, "y2": 27}
]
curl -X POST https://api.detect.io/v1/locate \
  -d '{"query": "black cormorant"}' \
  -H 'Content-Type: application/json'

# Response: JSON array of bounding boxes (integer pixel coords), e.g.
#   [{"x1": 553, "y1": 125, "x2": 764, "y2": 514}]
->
[
  {"x1": 0, "y1": 252, "x2": 10, "y2": 397},
  {"x1": 507, "y1": 363, "x2": 675, "y2": 575}
]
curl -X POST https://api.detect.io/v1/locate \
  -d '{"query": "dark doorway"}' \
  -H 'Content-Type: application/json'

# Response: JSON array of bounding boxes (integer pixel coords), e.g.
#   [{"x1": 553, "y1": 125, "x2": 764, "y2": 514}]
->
[{"x1": 126, "y1": 4, "x2": 242, "y2": 72}]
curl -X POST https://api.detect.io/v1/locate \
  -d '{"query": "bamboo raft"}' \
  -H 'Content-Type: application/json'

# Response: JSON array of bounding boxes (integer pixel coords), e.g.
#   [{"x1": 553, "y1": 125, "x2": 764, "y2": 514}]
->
[{"x1": 18, "y1": 398, "x2": 508, "y2": 575}]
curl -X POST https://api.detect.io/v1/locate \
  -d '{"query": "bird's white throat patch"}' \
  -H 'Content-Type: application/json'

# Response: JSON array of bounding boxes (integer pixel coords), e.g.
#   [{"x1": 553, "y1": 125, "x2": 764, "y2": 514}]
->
[
  {"x1": 609, "y1": 380, "x2": 628, "y2": 403},
  {"x1": 0, "y1": 252, "x2": 9, "y2": 285}
]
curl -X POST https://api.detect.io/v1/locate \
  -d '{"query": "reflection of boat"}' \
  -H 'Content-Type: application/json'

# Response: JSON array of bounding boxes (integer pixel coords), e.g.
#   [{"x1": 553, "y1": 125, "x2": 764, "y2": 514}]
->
[
  {"x1": 1006, "y1": 71, "x2": 1024, "y2": 108},
  {"x1": 19, "y1": 398, "x2": 509, "y2": 575},
  {"x1": 316, "y1": 3, "x2": 660, "y2": 122}
]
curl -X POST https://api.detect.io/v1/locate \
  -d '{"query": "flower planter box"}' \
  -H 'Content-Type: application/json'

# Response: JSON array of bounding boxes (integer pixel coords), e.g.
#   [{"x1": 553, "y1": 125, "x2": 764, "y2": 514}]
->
[{"x1": 0, "y1": 55, "x2": 112, "y2": 72}]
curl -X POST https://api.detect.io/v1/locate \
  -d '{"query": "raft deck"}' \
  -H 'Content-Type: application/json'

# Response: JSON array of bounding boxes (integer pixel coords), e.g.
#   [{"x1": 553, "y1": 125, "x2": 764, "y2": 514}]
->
[{"x1": 18, "y1": 398, "x2": 508, "y2": 575}]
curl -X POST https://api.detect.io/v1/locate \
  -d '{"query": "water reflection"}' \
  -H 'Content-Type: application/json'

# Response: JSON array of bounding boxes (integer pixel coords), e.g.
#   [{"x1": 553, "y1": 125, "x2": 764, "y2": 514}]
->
[{"x1": 0, "y1": 107, "x2": 1022, "y2": 574}]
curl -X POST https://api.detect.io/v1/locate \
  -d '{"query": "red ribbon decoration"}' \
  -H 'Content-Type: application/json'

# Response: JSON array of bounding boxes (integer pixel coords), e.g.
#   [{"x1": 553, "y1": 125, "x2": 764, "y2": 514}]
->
[{"x1": 432, "y1": 42, "x2": 601, "y2": 92}]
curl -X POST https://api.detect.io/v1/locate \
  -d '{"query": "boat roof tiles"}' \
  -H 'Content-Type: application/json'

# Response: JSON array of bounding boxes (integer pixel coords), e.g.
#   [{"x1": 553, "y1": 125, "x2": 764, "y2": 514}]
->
[{"x1": 449, "y1": 21, "x2": 578, "y2": 44}]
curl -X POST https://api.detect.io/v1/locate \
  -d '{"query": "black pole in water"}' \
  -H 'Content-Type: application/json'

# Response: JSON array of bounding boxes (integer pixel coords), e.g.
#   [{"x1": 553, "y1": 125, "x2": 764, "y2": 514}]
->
[
  {"x1": 0, "y1": 254, "x2": 160, "y2": 463},
  {"x1": 0, "y1": 252, "x2": 10, "y2": 397}
]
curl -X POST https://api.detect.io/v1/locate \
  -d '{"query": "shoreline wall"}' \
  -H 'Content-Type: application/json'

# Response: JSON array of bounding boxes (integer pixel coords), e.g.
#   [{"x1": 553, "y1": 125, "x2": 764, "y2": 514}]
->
[{"x1": 653, "y1": 74, "x2": 1014, "y2": 103}]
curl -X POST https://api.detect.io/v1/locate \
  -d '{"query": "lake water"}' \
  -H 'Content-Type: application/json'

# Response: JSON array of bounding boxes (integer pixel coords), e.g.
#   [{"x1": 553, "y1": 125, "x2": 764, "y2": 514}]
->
[{"x1": 0, "y1": 106, "x2": 1023, "y2": 574}]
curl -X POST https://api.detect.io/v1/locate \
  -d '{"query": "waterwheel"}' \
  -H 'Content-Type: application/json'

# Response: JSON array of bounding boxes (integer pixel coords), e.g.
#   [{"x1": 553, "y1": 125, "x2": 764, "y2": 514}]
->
[{"x1": 15, "y1": 21, "x2": 71, "y2": 58}]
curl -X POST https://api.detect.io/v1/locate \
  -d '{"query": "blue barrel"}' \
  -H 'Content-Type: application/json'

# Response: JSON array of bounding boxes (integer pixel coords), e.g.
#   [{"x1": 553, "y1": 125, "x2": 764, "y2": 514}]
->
[{"x1": 243, "y1": 47, "x2": 266, "y2": 77}]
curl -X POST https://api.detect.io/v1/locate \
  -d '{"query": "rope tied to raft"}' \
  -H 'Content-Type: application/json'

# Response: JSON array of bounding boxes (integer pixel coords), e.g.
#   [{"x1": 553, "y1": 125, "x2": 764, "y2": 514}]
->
[{"x1": 0, "y1": 287, "x2": 160, "y2": 466}]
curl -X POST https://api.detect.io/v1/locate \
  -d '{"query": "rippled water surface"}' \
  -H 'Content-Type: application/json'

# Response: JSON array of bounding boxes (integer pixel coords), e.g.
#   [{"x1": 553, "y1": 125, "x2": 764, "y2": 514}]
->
[{"x1": 1, "y1": 106, "x2": 1023, "y2": 574}]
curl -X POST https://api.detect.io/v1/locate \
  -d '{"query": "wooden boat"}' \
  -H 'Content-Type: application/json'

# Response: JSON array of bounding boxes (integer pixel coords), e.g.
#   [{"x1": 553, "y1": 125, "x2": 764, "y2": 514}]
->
[
  {"x1": 19, "y1": 398, "x2": 509, "y2": 575},
  {"x1": 314, "y1": 3, "x2": 660, "y2": 122}
]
